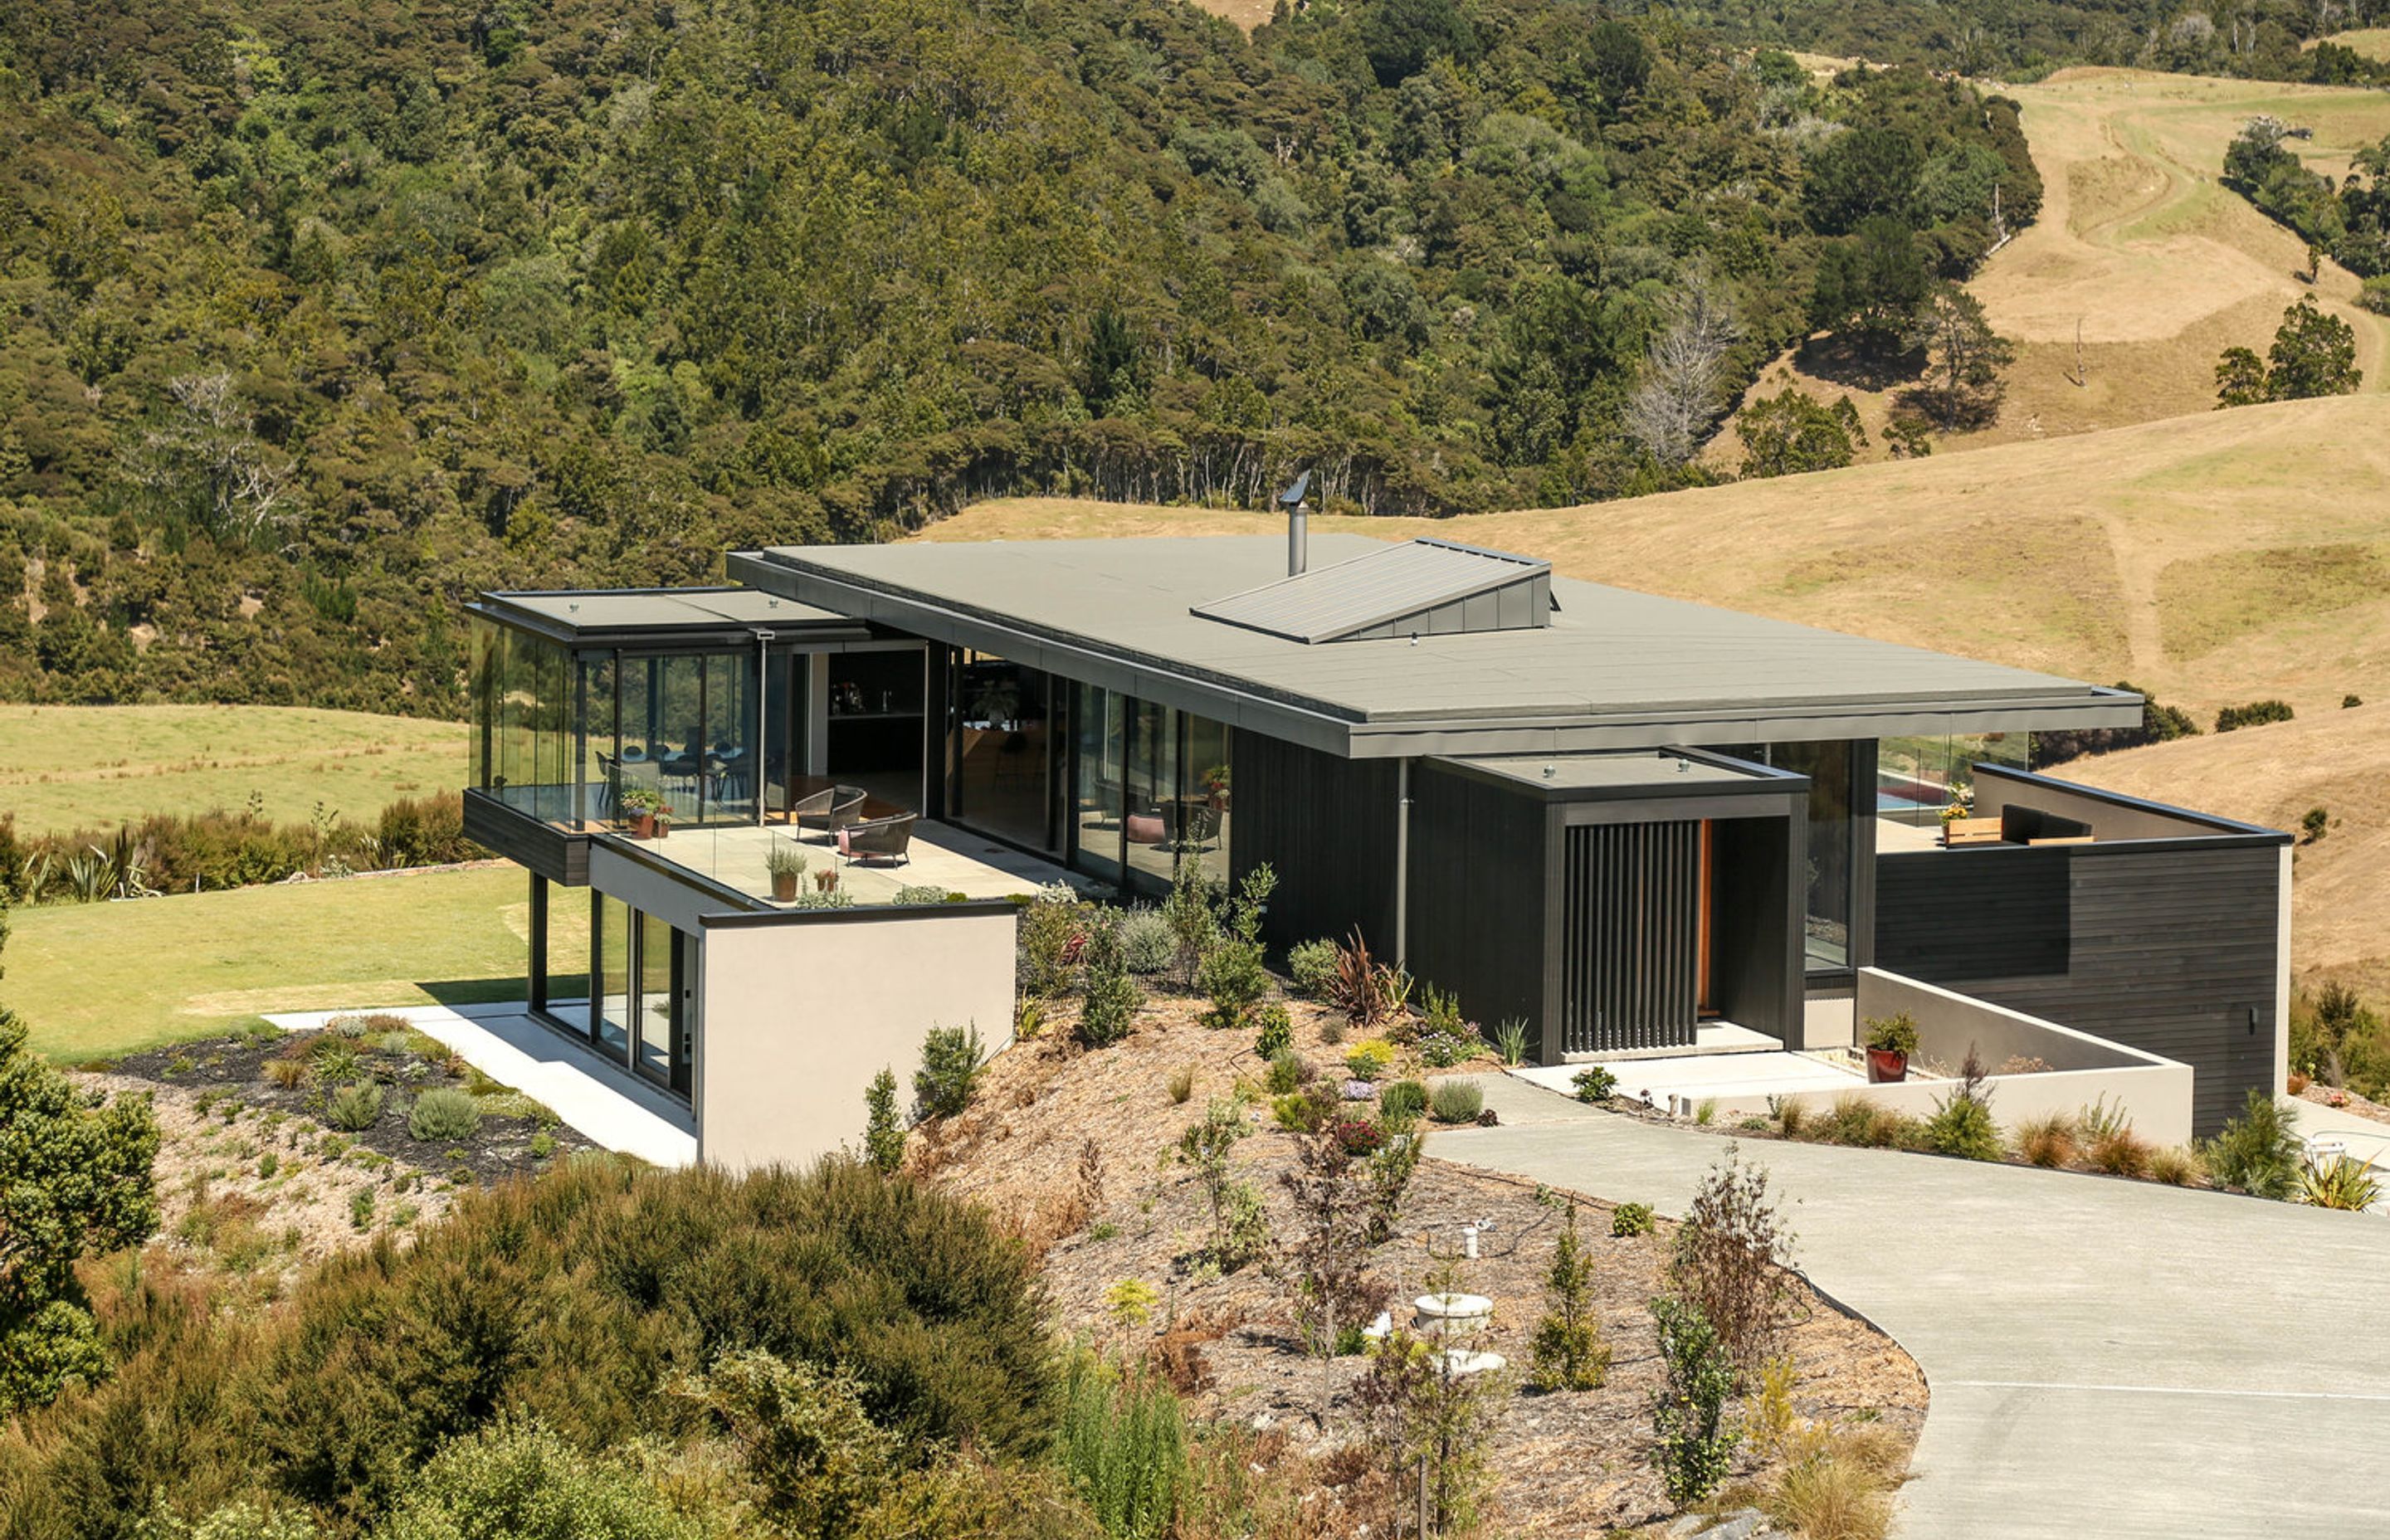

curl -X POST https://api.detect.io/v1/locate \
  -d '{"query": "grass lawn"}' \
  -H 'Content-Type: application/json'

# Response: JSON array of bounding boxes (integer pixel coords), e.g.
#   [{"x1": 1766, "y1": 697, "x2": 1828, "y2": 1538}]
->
[
  {"x1": 4, "y1": 865, "x2": 530, "y2": 1062},
  {"x1": 0, "y1": 704, "x2": 466, "y2": 836}
]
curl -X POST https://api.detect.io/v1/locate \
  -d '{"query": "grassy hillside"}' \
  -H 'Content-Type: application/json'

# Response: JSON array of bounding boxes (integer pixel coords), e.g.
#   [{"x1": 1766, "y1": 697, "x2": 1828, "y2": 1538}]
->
[
  {"x1": 2320, "y1": 29, "x2": 2390, "y2": 61},
  {"x1": 930, "y1": 392, "x2": 2390, "y2": 717},
  {"x1": 1713, "y1": 68, "x2": 2390, "y2": 467},
  {"x1": 0, "y1": 704, "x2": 463, "y2": 835},
  {"x1": 4, "y1": 865, "x2": 527, "y2": 1060},
  {"x1": 2047, "y1": 707, "x2": 2390, "y2": 997}
]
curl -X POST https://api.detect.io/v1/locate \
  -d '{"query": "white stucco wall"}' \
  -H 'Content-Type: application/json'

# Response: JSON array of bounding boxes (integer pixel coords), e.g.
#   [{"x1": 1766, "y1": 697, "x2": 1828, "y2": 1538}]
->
[{"x1": 695, "y1": 906, "x2": 1017, "y2": 1171}]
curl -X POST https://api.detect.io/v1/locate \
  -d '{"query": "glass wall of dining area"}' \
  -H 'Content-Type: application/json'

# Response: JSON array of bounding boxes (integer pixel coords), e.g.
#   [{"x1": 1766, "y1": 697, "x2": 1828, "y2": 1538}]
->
[{"x1": 529, "y1": 874, "x2": 693, "y2": 1099}]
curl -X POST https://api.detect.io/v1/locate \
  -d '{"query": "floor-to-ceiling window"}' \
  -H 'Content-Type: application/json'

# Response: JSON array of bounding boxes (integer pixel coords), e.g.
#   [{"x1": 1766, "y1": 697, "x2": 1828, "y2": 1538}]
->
[
  {"x1": 597, "y1": 894, "x2": 632, "y2": 1055},
  {"x1": 539, "y1": 877, "x2": 591, "y2": 1033},
  {"x1": 1072, "y1": 683, "x2": 1125, "y2": 883},
  {"x1": 1063, "y1": 682, "x2": 1233, "y2": 894},
  {"x1": 1123, "y1": 696, "x2": 1179, "y2": 893},
  {"x1": 1763, "y1": 740, "x2": 1855, "y2": 972},
  {"x1": 636, "y1": 909, "x2": 676, "y2": 1087},
  {"x1": 954, "y1": 653, "x2": 1057, "y2": 852}
]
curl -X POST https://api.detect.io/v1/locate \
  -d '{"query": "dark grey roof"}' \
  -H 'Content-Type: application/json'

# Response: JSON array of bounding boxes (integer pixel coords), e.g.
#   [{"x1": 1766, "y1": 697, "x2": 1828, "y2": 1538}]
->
[
  {"x1": 727, "y1": 535, "x2": 2143, "y2": 758},
  {"x1": 1193, "y1": 538, "x2": 1552, "y2": 644},
  {"x1": 472, "y1": 587, "x2": 865, "y2": 647}
]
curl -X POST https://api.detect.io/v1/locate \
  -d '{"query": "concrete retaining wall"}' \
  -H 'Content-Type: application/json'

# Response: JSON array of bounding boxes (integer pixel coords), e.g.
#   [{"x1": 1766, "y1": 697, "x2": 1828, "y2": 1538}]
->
[{"x1": 695, "y1": 905, "x2": 1017, "y2": 1171}]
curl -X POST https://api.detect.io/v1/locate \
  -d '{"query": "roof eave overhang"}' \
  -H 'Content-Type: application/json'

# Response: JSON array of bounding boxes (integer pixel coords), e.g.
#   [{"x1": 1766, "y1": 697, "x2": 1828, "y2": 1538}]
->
[{"x1": 730, "y1": 551, "x2": 2145, "y2": 760}]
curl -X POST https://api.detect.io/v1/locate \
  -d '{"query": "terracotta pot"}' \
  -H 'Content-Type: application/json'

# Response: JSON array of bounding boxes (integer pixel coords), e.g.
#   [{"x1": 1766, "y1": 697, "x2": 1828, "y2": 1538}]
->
[
  {"x1": 1866, "y1": 1047, "x2": 1910, "y2": 1084},
  {"x1": 632, "y1": 811, "x2": 656, "y2": 840},
  {"x1": 651, "y1": 821, "x2": 669, "y2": 841},
  {"x1": 772, "y1": 872, "x2": 799, "y2": 903}
]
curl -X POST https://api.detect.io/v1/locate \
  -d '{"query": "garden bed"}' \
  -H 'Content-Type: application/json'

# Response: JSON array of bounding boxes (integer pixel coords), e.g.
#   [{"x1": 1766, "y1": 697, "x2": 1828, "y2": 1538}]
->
[
  {"x1": 919, "y1": 992, "x2": 1925, "y2": 1537},
  {"x1": 100, "y1": 1014, "x2": 598, "y2": 1190}
]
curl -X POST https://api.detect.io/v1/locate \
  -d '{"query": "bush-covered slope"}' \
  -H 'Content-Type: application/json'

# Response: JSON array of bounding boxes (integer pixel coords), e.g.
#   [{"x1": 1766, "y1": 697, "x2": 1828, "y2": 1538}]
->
[{"x1": 1, "y1": 0, "x2": 2031, "y2": 710}]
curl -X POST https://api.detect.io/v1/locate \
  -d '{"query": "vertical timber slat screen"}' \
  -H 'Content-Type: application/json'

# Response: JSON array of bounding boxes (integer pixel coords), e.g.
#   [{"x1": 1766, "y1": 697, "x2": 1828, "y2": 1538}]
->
[{"x1": 1562, "y1": 821, "x2": 1699, "y2": 1055}]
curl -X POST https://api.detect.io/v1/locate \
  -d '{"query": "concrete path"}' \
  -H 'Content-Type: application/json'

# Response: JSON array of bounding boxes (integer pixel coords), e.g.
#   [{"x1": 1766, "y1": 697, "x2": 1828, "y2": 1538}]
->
[
  {"x1": 266, "y1": 1003, "x2": 698, "y2": 1168},
  {"x1": 1438, "y1": 1075, "x2": 2390, "y2": 1538}
]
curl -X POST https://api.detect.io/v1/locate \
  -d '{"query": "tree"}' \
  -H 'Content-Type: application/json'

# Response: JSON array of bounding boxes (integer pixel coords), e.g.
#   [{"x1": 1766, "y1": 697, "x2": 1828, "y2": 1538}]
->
[
  {"x1": 1269, "y1": 1123, "x2": 1382, "y2": 1421},
  {"x1": 1802, "y1": 126, "x2": 1924, "y2": 235},
  {"x1": 1735, "y1": 387, "x2": 1867, "y2": 479},
  {"x1": 2215, "y1": 298, "x2": 2364, "y2": 407},
  {"x1": 1650, "y1": 1297, "x2": 1739, "y2": 1510},
  {"x1": 1527, "y1": 1201, "x2": 1610, "y2": 1391},
  {"x1": 1623, "y1": 278, "x2": 1744, "y2": 467},
  {"x1": 1807, "y1": 217, "x2": 1932, "y2": 353},
  {"x1": 1904, "y1": 282, "x2": 2016, "y2": 430},
  {"x1": 862, "y1": 1068, "x2": 905, "y2": 1174},
  {"x1": 2266, "y1": 296, "x2": 2363, "y2": 399},
  {"x1": 0, "y1": 907, "x2": 161, "y2": 1415},
  {"x1": 1359, "y1": 0, "x2": 1480, "y2": 87}
]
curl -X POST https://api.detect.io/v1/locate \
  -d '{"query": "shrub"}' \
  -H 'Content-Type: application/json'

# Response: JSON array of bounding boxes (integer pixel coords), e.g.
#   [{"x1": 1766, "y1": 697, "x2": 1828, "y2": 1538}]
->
[
  {"x1": 2148, "y1": 1145, "x2": 2205, "y2": 1186},
  {"x1": 1766, "y1": 1425, "x2": 1896, "y2": 1540},
  {"x1": 1919, "y1": 1048, "x2": 2001, "y2": 1161},
  {"x1": 2301, "y1": 807, "x2": 2329, "y2": 844},
  {"x1": 257, "y1": 1152, "x2": 280, "y2": 1180},
  {"x1": 325, "y1": 1081, "x2": 384, "y2": 1132},
  {"x1": 1491, "y1": 1018, "x2": 1531, "y2": 1066},
  {"x1": 1251, "y1": 1002, "x2": 1292, "y2": 1062},
  {"x1": 1774, "y1": 1096, "x2": 1811, "y2": 1138},
  {"x1": 1057, "y1": 1352, "x2": 1187, "y2": 1540},
  {"x1": 2205, "y1": 1088, "x2": 2302, "y2": 1198},
  {"x1": 1263, "y1": 1049, "x2": 1305, "y2": 1096},
  {"x1": 1817, "y1": 1094, "x2": 1917, "y2": 1149},
  {"x1": 1314, "y1": 1014, "x2": 1345, "y2": 1046},
  {"x1": 1285, "y1": 938, "x2": 1340, "y2": 1001},
  {"x1": 2088, "y1": 1125, "x2": 2151, "y2": 1178},
  {"x1": 1017, "y1": 885, "x2": 1090, "y2": 998},
  {"x1": 1363, "y1": 1128, "x2": 1422, "y2": 1243},
  {"x1": 2012, "y1": 1111, "x2": 2077, "y2": 1167},
  {"x1": 1671, "y1": 1146, "x2": 1795, "y2": 1371},
  {"x1": 1179, "y1": 1099, "x2": 1263, "y2": 1271},
  {"x1": 1352, "y1": 1327, "x2": 1504, "y2": 1538},
  {"x1": 863, "y1": 1068, "x2": 905, "y2": 1174},
  {"x1": 1419, "y1": 983, "x2": 1466, "y2": 1040},
  {"x1": 2360, "y1": 274, "x2": 2390, "y2": 316},
  {"x1": 1332, "y1": 1118, "x2": 1385, "y2": 1157},
  {"x1": 1119, "y1": 908, "x2": 1176, "y2": 975},
  {"x1": 1327, "y1": 929, "x2": 1407, "y2": 1031},
  {"x1": 1428, "y1": 1080, "x2": 1483, "y2": 1124},
  {"x1": 1195, "y1": 866, "x2": 1278, "y2": 1034},
  {"x1": 680, "y1": 1349, "x2": 898, "y2": 1535},
  {"x1": 914, "y1": 1024, "x2": 988, "y2": 1121},
  {"x1": 2300, "y1": 1154, "x2": 2382, "y2": 1211},
  {"x1": 1612, "y1": 1202, "x2": 1655, "y2": 1238},
  {"x1": 1650, "y1": 1296, "x2": 1740, "y2": 1510},
  {"x1": 349, "y1": 1187, "x2": 375, "y2": 1231},
  {"x1": 1077, "y1": 919, "x2": 1144, "y2": 1049},
  {"x1": 1344, "y1": 1039, "x2": 1395, "y2": 1082},
  {"x1": 2215, "y1": 699, "x2": 2294, "y2": 733},
  {"x1": 1571, "y1": 1065, "x2": 1617, "y2": 1104},
  {"x1": 890, "y1": 883, "x2": 961, "y2": 905},
  {"x1": 407, "y1": 1088, "x2": 483, "y2": 1143},
  {"x1": 262, "y1": 1058, "x2": 309, "y2": 1089},
  {"x1": 1379, "y1": 1079, "x2": 1428, "y2": 1123},
  {"x1": 1271, "y1": 1090, "x2": 1328, "y2": 1133},
  {"x1": 1165, "y1": 1065, "x2": 1195, "y2": 1105},
  {"x1": 1529, "y1": 1202, "x2": 1610, "y2": 1391},
  {"x1": 1416, "y1": 1029, "x2": 1474, "y2": 1069},
  {"x1": 377, "y1": 1418, "x2": 694, "y2": 1540}
]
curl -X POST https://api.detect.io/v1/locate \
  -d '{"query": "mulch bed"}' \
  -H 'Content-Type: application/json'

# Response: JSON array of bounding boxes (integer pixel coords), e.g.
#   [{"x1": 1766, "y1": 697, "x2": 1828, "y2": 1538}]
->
[
  {"x1": 106, "y1": 1018, "x2": 598, "y2": 1188},
  {"x1": 919, "y1": 988, "x2": 1925, "y2": 1537}
]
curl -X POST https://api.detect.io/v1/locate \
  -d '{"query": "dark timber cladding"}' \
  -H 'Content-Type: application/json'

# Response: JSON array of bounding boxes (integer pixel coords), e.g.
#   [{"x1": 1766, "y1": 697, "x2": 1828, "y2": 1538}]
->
[
  {"x1": 1561, "y1": 821, "x2": 1700, "y2": 1055},
  {"x1": 1231, "y1": 729, "x2": 1399, "y2": 959},
  {"x1": 1878, "y1": 843, "x2": 2284, "y2": 1136},
  {"x1": 463, "y1": 787, "x2": 588, "y2": 885},
  {"x1": 1402, "y1": 763, "x2": 1547, "y2": 1057}
]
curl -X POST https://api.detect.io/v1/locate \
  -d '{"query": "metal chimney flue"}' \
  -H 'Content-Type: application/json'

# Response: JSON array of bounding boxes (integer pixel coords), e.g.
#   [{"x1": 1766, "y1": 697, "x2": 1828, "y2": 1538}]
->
[{"x1": 1278, "y1": 470, "x2": 1312, "y2": 577}]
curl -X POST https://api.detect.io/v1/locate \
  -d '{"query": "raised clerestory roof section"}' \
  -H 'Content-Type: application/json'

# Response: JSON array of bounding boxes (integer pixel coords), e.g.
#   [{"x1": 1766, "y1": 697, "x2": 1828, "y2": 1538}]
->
[
  {"x1": 1192, "y1": 537, "x2": 1554, "y2": 644},
  {"x1": 728, "y1": 534, "x2": 2142, "y2": 758}
]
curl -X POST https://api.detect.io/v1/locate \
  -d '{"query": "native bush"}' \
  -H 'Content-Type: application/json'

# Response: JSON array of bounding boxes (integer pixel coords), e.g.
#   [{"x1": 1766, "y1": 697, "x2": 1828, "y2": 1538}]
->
[
  {"x1": 1352, "y1": 1328, "x2": 1505, "y2": 1538},
  {"x1": 1056, "y1": 1352, "x2": 1187, "y2": 1540},
  {"x1": 1264, "y1": 1049, "x2": 1305, "y2": 1096},
  {"x1": 1017, "y1": 886, "x2": 1090, "y2": 999},
  {"x1": 1077, "y1": 919, "x2": 1144, "y2": 1049},
  {"x1": 1285, "y1": 939, "x2": 1341, "y2": 1001},
  {"x1": 1251, "y1": 1002, "x2": 1292, "y2": 1062},
  {"x1": 2011, "y1": 1111, "x2": 2076, "y2": 1168},
  {"x1": 1490, "y1": 1018, "x2": 1532, "y2": 1066},
  {"x1": 2215, "y1": 699, "x2": 2295, "y2": 733},
  {"x1": 1118, "y1": 909, "x2": 1175, "y2": 976},
  {"x1": 1671, "y1": 1146, "x2": 1795, "y2": 1371},
  {"x1": 914, "y1": 1024, "x2": 987, "y2": 1121},
  {"x1": 863, "y1": 1069, "x2": 905, "y2": 1174},
  {"x1": 1611, "y1": 1202, "x2": 1655, "y2": 1238},
  {"x1": 406, "y1": 1089, "x2": 482, "y2": 1143},
  {"x1": 1378, "y1": 1079, "x2": 1428, "y2": 1124},
  {"x1": 2205, "y1": 1088, "x2": 2302, "y2": 1199},
  {"x1": 1571, "y1": 1065, "x2": 1617, "y2": 1103},
  {"x1": 1920, "y1": 1047, "x2": 2002, "y2": 1161},
  {"x1": 1529, "y1": 1203, "x2": 1610, "y2": 1391},
  {"x1": 1428, "y1": 1080, "x2": 1483, "y2": 1124},
  {"x1": 324, "y1": 1082, "x2": 384, "y2": 1133},
  {"x1": 1650, "y1": 1296, "x2": 1739, "y2": 1510}
]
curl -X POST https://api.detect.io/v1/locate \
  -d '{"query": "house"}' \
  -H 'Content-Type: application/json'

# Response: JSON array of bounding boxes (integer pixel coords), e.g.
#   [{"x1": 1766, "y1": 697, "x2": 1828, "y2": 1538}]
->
[{"x1": 465, "y1": 529, "x2": 2290, "y2": 1164}]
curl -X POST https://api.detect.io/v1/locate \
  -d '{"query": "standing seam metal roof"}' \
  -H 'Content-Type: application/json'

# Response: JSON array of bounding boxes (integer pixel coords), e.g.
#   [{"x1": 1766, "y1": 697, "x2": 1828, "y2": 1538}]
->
[{"x1": 1191, "y1": 538, "x2": 1550, "y2": 643}]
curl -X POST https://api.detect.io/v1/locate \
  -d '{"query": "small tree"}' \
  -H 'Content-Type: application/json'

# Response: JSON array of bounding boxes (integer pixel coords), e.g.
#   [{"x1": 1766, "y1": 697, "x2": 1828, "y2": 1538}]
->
[
  {"x1": 1650, "y1": 1296, "x2": 1740, "y2": 1510},
  {"x1": 0, "y1": 907, "x2": 160, "y2": 1415},
  {"x1": 2266, "y1": 295, "x2": 2363, "y2": 399},
  {"x1": 2214, "y1": 344, "x2": 2270, "y2": 407},
  {"x1": 1735, "y1": 386, "x2": 1867, "y2": 479},
  {"x1": 1669, "y1": 1144, "x2": 1796, "y2": 1372},
  {"x1": 1528, "y1": 1202, "x2": 1611, "y2": 1391},
  {"x1": 1905, "y1": 282, "x2": 2016, "y2": 430},
  {"x1": 1270, "y1": 1123, "x2": 1383, "y2": 1421},
  {"x1": 862, "y1": 1068, "x2": 905, "y2": 1174},
  {"x1": 1078, "y1": 916, "x2": 1144, "y2": 1048},
  {"x1": 1354, "y1": 1327, "x2": 1507, "y2": 1537},
  {"x1": 912, "y1": 1024, "x2": 986, "y2": 1122},
  {"x1": 1195, "y1": 864, "x2": 1279, "y2": 1035},
  {"x1": 1178, "y1": 1099, "x2": 1265, "y2": 1271}
]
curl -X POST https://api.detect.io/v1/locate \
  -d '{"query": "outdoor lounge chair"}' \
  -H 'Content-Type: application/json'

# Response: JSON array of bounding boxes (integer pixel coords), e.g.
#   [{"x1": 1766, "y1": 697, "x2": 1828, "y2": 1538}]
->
[
  {"x1": 797, "y1": 786, "x2": 869, "y2": 839},
  {"x1": 836, "y1": 811, "x2": 917, "y2": 866},
  {"x1": 778, "y1": 785, "x2": 836, "y2": 823}
]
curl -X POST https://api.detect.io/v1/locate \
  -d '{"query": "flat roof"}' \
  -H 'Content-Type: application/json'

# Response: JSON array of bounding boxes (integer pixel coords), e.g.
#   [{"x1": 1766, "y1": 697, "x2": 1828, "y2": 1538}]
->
[
  {"x1": 729, "y1": 535, "x2": 2142, "y2": 758},
  {"x1": 1441, "y1": 751, "x2": 1774, "y2": 792},
  {"x1": 471, "y1": 588, "x2": 866, "y2": 647}
]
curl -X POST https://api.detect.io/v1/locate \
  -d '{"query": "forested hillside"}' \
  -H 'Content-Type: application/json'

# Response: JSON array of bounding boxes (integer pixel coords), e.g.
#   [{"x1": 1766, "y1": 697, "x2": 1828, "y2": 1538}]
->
[
  {"x1": 0, "y1": 0, "x2": 2035, "y2": 712},
  {"x1": 1643, "y1": 0, "x2": 2390, "y2": 83}
]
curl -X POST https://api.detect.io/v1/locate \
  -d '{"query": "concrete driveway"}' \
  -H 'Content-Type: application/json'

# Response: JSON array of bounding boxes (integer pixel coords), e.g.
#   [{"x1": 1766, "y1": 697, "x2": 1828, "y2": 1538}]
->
[{"x1": 1436, "y1": 1076, "x2": 2390, "y2": 1538}]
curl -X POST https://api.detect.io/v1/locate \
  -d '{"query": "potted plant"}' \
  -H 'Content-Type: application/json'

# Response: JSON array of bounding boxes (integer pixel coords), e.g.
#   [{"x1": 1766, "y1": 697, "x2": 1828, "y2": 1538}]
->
[
  {"x1": 766, "y1": 843, "x2": 808, "y2": 903},
  {"x1": 620, "y1": 787, "x2": 666, "y2": 840},
  {"x1": 813, "y1": 866, "x2": 839, "y2": 894},
  {"x1": 1864, "y1": 1012, "x2": 1919, "y2": 1084}
]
